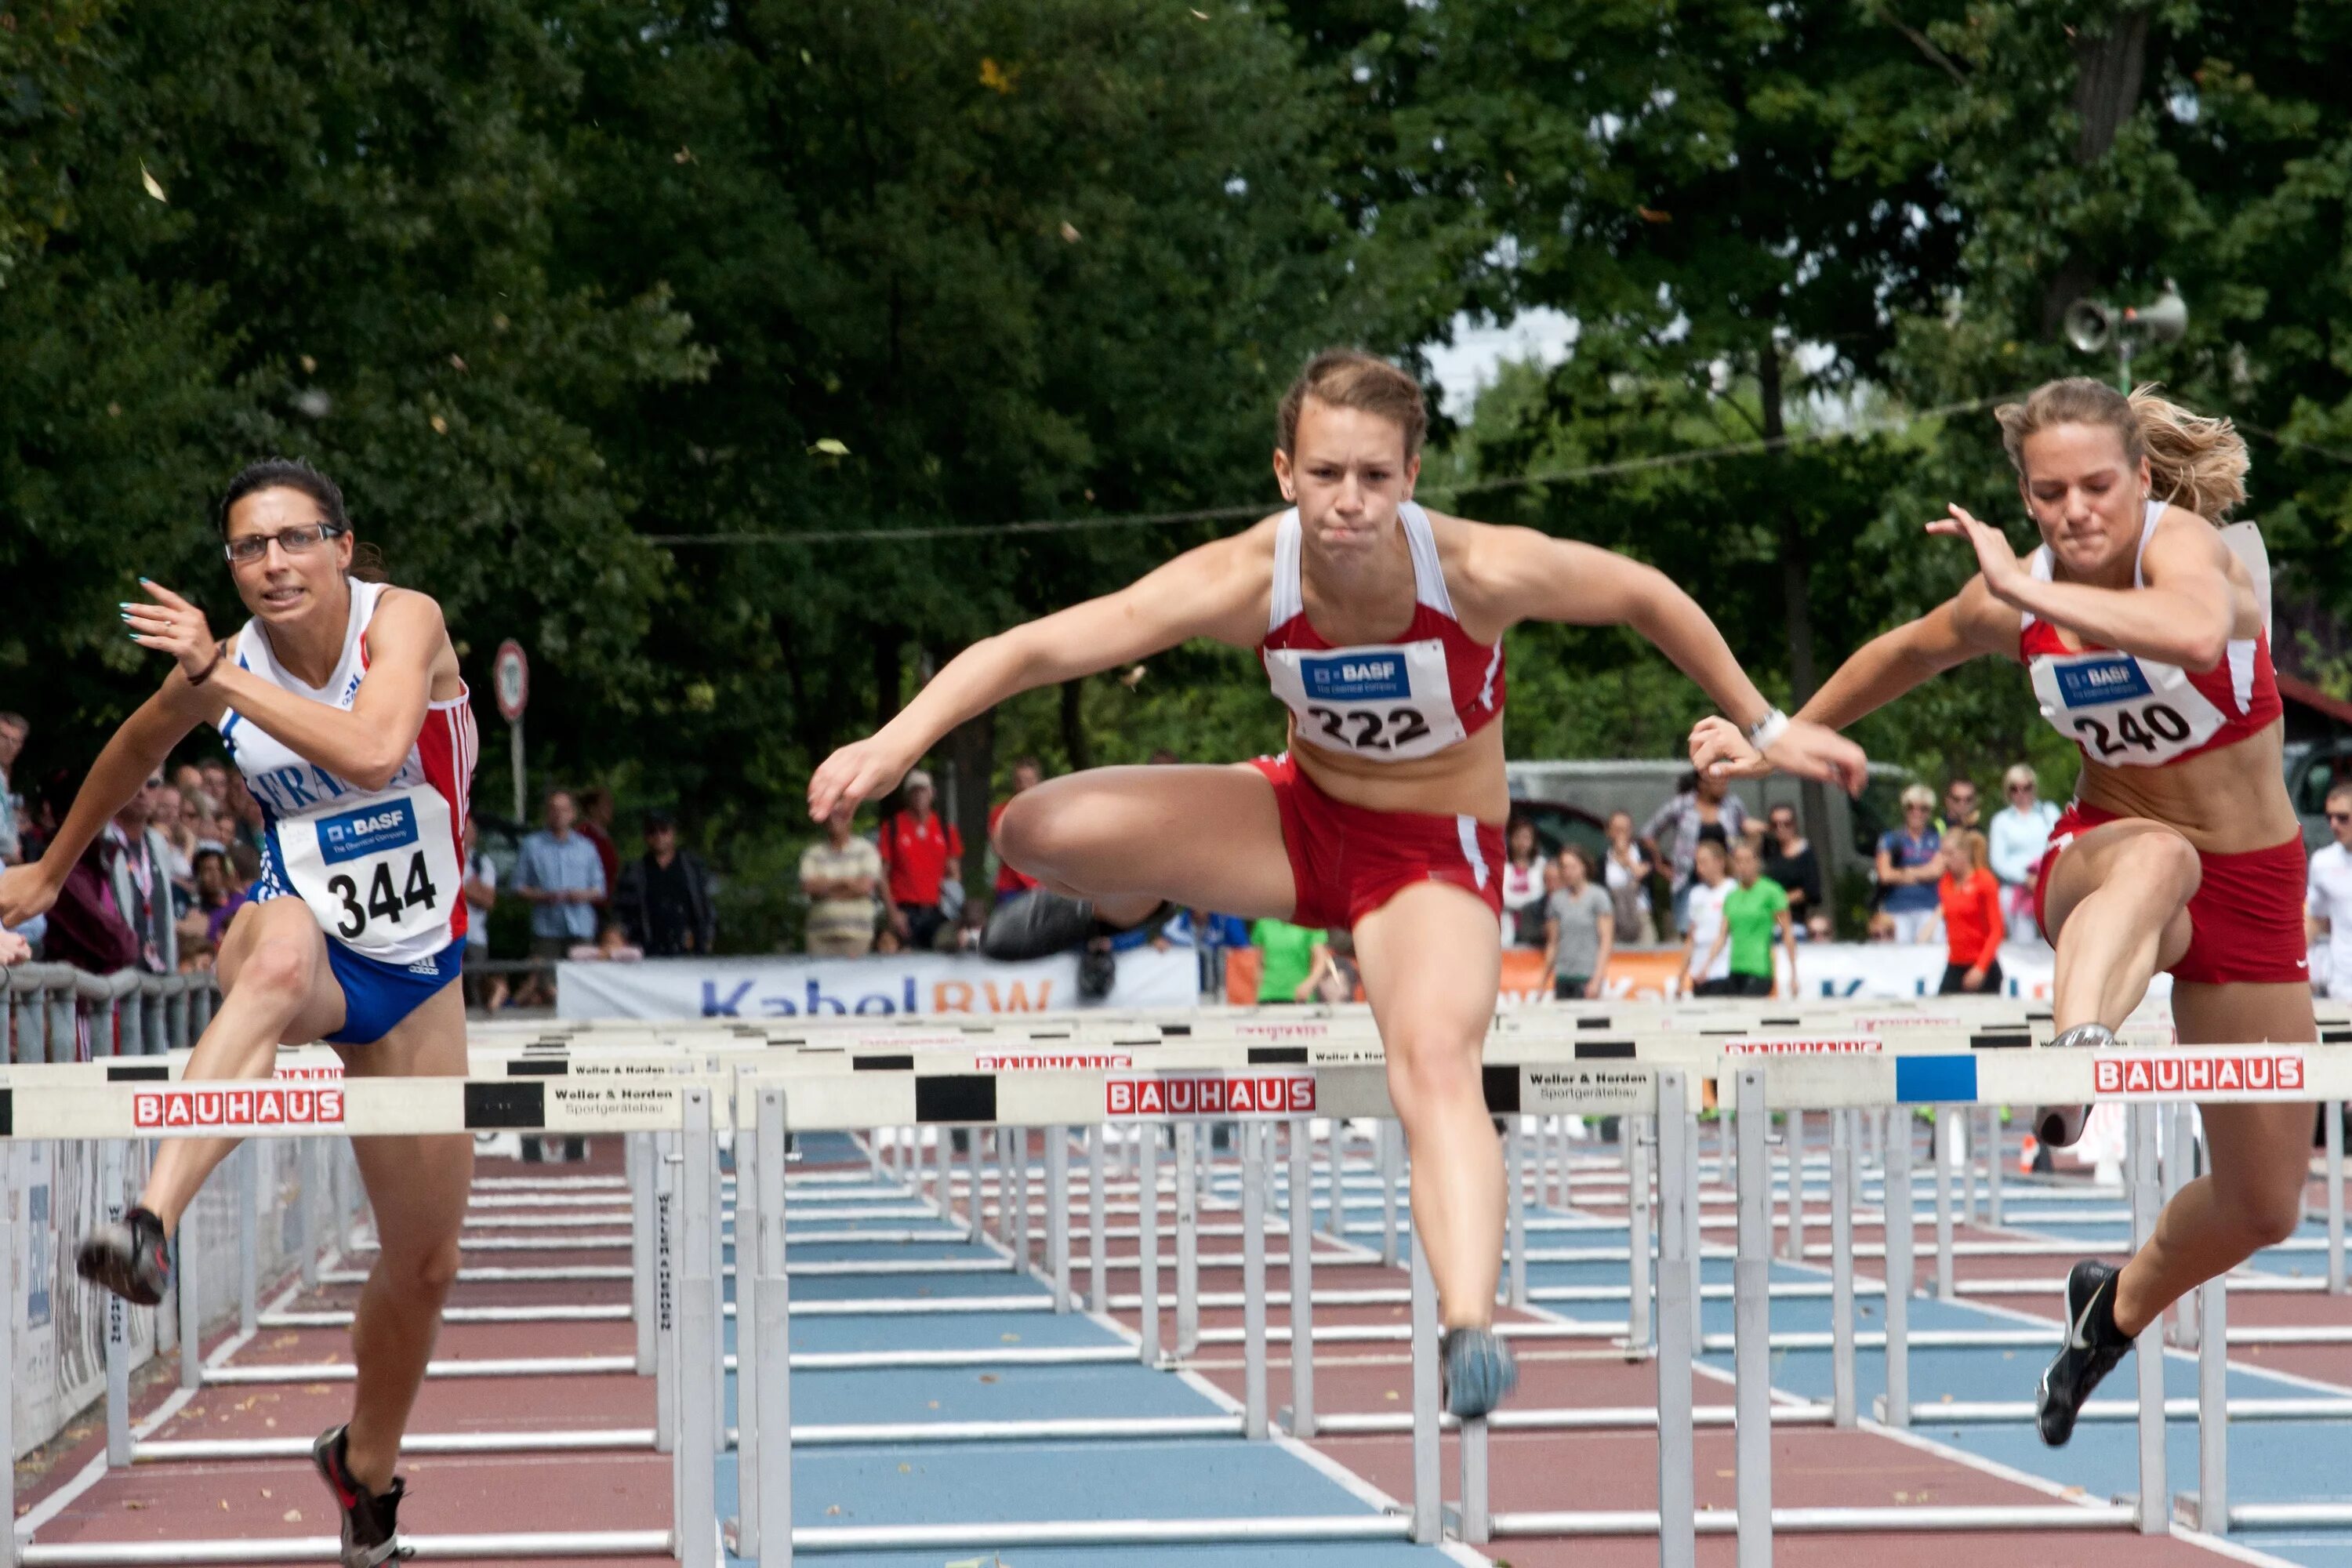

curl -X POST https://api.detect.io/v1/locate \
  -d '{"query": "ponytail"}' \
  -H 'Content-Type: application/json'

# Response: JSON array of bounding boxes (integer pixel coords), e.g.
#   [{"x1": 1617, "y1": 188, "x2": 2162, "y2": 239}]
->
[{"x1": 1994, "y1": 376, "x2": 2250, "y2": 519}]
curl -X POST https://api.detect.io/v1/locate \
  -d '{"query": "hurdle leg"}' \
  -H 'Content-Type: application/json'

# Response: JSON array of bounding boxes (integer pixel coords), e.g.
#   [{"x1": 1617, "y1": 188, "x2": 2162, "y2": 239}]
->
[
  {"x1": 1, "y1": 1213, "x2": 13, "y2": 1568},
  {"x1": 1241, "y1": 1123, "x2": 1269, "y2": 1439},
  {"x1": 2165, "y1": 1104, "x2": 2199, "y2": 1348},
  {"x1": 1138, "y1": 1126, "x2": 1162, "y2": 1363},
  {"x1": 238, "y1": 1142, "x2": 259, "y2": 1338},
  {"x1": 632, "y1": 1134, "x2": 656, "y2": 1376},
  {"x1": 967, "y1": 1126, "x2": 985, "y2": 1244},
  {"x1": 1047, "y1": 1127, "x2": 1071, "y2": 1312},
  {"x1": 1408, "y1": 1229, "x2": 1441, "y2": 1545},
  {"x1": 753, "y1": 1091, "x2": 793, "y2": 1568},
  {"x1": 1087, "y1": 1126, "x2": 1108, "y2": 1314},
  {"x1": 2128, "y1": 1102, "x2": 2168, "y2": 1535},
  {"x1": 1733, "y1": 1069, "x2": 1771, "y2": 1568},
  {"x1": 732, "y1": 1095, "x2": 762, "y2": 1559},
  {"x1": 1984, "y1": 1105, "x2": 2004, "y2": 1228},
  {"x1": 1011, "y1": 1129, "x2": 1032, "y2": 1269},
  {"x1": 1175, "y1": 1123, "x2": 1200, "y2": 1357},
  {"x1": 296, "y1": 1138, "x2": 318, "y2": 1289},
  {"x1": 1628, "y1": 1112, "x2": 1653, "y2": 1352},
  {"x1": 2326, "y1": 1103, "x2": 2345, "y2": 1297},
  {"x1": 1655, "y1": 1073, "x2": 1698, "y2": 1568},
  {"x1": 177, "y1": 1196, "x2": 203, "y2": 1392},
  {"x1": 1686, "y1": 1098, "x2": 1704, "y2": 1351},
  {"x1": 934, "y1": 1122, "x2": 952, "y2": 1218},
  {"x1": 1504, "y1": 1118, "x2": 1527, "y2": 1309},
  {"x1": 2190, "y1": 1270, "x2": 2227, "y2": 1534},
  {"x1": 1933, "y1": 1109, "x2": 1956, "y2": 1300},
  {"x1": 1323, "y1": 1119, "x2": 1345, "y2": 1240},
  {"x1": 1287, "y1": 1117, "x2": 1316, "y2": 1436},
  {"x1": 1783, "y1": 1109, "x2": 1805, "y2": 1263},
  {"x1": 655, "y1": 1132, "x2": 677, "y2": 1457},
  {"x1": 1379, "y1": 1120, "x2": 1401, "y2": 1268},
  {"x1": 103, "y1": 1140, "x2": 130, "y2": 1468},
  {"x1": 678, "y1": 1091, "x2": 720, "y2": 1568},
  {"x1": 1882, "y1": 1109, "x2": 1913, "y2": 1428},
  {"x1": 1830, "y1": 1108, "x2": 1856, "y2": 1428}
]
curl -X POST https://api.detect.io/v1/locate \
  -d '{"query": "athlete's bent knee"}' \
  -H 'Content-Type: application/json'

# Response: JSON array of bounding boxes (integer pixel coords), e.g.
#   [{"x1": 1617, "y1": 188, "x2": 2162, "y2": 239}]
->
[
  {"x1": 380, "y1": 1235, "x2": 464, "y2": 1299},
  {"x1": 234, "y1": 937, "x2": 315, "y2": 1008},
  {"x1": 992, "y1": 790, "x2": 1059, "y2": 876}
]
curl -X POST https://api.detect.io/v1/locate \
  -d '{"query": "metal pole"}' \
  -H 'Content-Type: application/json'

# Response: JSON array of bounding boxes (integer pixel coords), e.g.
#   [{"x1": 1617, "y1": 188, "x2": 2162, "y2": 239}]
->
[
  {"x1": 1408, "y1": 1231, "x2": 1440, "y2": 1545},
  {"x1": 733, "y1": 1096, "x2": 761, "y2": 1560},
  {"x1": 655, "y1": 1132, "x2": 677, "y2": 1457},
  {"x1": 631, "y1": 1134, "x2": 655, "y2": 1377},
  {"x1": 1883, "y1": 1110, "x2": 1912, "y2": 1429},
  {"x1": 1087, "y1": 1127, "x2": 1108, "y2": 1315},
  {"x1": 1933, "y1": 1109, "x2": 1956, "y2": 1300},
  {"x1": 755, "y1": 1091, "x2": 793, "y2": 1568},
  {"x1": 2129, "y1": 1102, "x2": 2167, "y2": 1536},
  {"x1": 967, "y1": 1126, "x2": 984, "y2": 1245},
  {"x1": 1287, "y1": 1118, "x2": 1315, "y2": 1438},
  {"x1": 1628, "y1": 1112, "x2": 1653, "y2": 1352},
  {"x1": 1734, "y1": 1069, "x2": 1771, "y2": 1568},
  {"x1": 509, "y1": 715, "x2": 526, "y2": 826},
  {"x1": 1984, "y1": 1105, "x2": 2004, "y2": 1229},
  {"x1": 1460, "y1": 1409, "x2": 1490, "y2": 1544},
  {"x1": 1379, "y1": 1120, "x2": 1402, "y2": 1268},
  {"x1": 296, "y1": 1138, "x2": 318, "y2": 1290},
  {"x1": 1655, "y1": 1073, "x2": 1698, "y2": 1568},
  {"x1": 0, "y1": 1214, "x2": 12, "y2": 1568},
  {"x1": 177, "y1": 1216, "x2": 202, "y2": 1392},
  {"x1": 1011, "y1": 1129, "x2": 1031, "y2": 1269},
  {"x1": 2327, "y1": 1103, "x2": 2345, "y2": 1297},
  {"x1": 1323, "y1": 1120, "x2": 1345, "y2": 1240},
  {"x1": 1784, "y1": 1109, "x2": 1806, "y2": 1263},
  {"x1": 2167, "y1": 1104, "x2": 2198, "y2": 1348},
  {"x1": 1505, "y1": 1118, "x2": 1527, "y2": 1309},
  {"x1": 1687, "y1": 1098, "x2": 1704, "y2": 1351},
  {"x1": 1830, "y1": 1109, "x2": 1856, "y2": 1428},
  {"x1": 2197, "y1": 1271, "x2": 2227, "y2": 1535},
  {"x1": 103, "y1": 1141, "x2": 130, "y2": 1468},
  {"x1": 1138, "y1": 1127, "x2": 1161, "y2": 1364},
  {"x1": 993, "y1": 1130, "x2": 1011, "y2": 1246},
  {"x1": 1047, "y1": 1127, "x2": 1070, "y2": 1312},
  {"x1": 1241, "y1": 1124, "x2": 1269, "y2": 1441},
  {"x1": 1175, "y1": 1123, "x2": 1200, "y2": 1358},
  {"x1": 238, "y1": 1142, "x2": 258, "y2": 1338},
  {"x1": 677, "y1": 1090, "x2": 718, "y2": 1568}
]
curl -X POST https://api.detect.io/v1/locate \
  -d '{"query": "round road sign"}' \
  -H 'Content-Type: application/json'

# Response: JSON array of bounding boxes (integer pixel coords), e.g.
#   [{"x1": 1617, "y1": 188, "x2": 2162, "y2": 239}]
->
[{"x1": 493, "y1": 640, "x2": 530, "y2": 722}]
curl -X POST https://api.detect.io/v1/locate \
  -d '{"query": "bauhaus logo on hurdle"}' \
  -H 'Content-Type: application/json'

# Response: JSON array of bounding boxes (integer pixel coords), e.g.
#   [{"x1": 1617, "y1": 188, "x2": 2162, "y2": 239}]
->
[
  {"x1": 1237, "y1": 1020, "x2": 1331, "y2": 1041},
  {"x1": 2091, "y1": 1051, "x2": 2305, "y2": 1098},
  {"x1": 1105, "y1": 1073, "x2": 1316, "y2": 1118},
  {"x1": 1722, "y1": 1037, "x2": 1884, "y2": 1055},
  {"x1": 132, "y1": 1086, "x2": 346, "y2": 1129},
  {"x1": 977, "y1": 1054, "x2": 1134, "y2": 1071}
]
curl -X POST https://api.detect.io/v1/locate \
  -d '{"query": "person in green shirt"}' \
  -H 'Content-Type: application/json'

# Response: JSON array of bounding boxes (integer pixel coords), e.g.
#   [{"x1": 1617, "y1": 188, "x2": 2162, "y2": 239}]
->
[
  {"x1": 1250, "y1": 916, "x2": 1322, "y2": 1004},
  {"x1": 1697, "y1": 840, "x2": 1795, "y2": 998}
]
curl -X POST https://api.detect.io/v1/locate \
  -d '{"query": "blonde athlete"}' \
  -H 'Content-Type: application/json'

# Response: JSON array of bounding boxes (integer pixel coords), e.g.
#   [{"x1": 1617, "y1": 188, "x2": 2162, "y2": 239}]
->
[
  {"x1": 811, "y1": 350, "x2": 1864, "y2": 1416},
  {"x1": 1693, "y1": 379, "x2": 2312, "y2": 1446}
]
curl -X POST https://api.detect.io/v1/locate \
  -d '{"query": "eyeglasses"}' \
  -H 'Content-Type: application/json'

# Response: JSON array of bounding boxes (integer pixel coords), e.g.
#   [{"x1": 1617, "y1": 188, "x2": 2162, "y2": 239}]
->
[
  {"x1": 2331, "y1": 811, "x2": 2352, "y2": 824},
  {"x1": 223, "y1": 522, "x2": 345, "y2": 566},
  {"x1": 2006, "y1": 783, "x2": 2033, "y2": 794}
]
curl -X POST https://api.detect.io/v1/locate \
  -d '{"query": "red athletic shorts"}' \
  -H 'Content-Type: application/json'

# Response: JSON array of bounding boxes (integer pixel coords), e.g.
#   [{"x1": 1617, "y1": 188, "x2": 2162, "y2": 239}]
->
[
  {"x1": 2033, "y1": 800, "x2": 2310, "y2": 985},
  {"x1": 1248, "y1": 753, "x2": 1507, "y2": 931}
]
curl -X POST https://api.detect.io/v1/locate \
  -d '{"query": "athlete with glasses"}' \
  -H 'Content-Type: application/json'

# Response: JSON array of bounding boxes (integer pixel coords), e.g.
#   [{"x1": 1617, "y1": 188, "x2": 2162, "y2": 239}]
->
[{"x1": 0, "y1": 458, "x2": 477, "y2": 1568}]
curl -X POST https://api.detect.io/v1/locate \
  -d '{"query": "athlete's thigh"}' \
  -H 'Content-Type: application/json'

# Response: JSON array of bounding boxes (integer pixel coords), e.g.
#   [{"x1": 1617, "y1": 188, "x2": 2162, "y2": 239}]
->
[
  {"x1": 2172, "y1": 980, "x2": 2317, "y2": 1204},
  {"x1": 2042, "y1": 815, "x2": 2199, "y2": 949},
  {"x1": 336, "y1": 983, "x2": 471, "y2": 1255},
  {"x1": 1352, "y1": 880, "x2": 1502, "y2": 1060},
  {"x1": 213, "y1": 896, "x2": 349, "y2": 1047},
  {"x1": 1008, "y1": 763, "x2": 1298, "y2": 920}
]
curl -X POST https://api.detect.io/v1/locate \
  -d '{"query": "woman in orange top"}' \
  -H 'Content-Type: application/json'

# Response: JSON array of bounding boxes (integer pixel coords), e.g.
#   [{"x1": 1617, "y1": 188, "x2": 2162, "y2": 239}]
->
[{"x1": 1932, "y1": 828, "x2": 2005, "y2": 993}]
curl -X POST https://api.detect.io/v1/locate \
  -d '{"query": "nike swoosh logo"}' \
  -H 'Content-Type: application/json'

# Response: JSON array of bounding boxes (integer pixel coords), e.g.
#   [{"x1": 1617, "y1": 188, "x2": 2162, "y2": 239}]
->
[{"x1": 2068, "y1": 1274, "x2": 2110, "y2": 1351}]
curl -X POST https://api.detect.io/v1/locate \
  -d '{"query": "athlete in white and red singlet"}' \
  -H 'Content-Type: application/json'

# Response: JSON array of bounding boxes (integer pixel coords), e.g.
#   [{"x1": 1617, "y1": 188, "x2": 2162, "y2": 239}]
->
[
  {"x1": 1692, "y1": 377, "x2": 2314, "y2": 1448},
  {"x1": 0, "y1": 459, "x2": 474, "y2": 1566},
  {"x1": 811, "y1": 349, "x2": 1865, "y2": 1416}
]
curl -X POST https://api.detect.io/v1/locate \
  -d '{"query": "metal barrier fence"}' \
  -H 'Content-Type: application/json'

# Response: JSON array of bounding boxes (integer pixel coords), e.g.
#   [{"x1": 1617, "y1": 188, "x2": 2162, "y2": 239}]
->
[{"x1": 2, "y1": 965, "x2": 220, "y2": 1063}]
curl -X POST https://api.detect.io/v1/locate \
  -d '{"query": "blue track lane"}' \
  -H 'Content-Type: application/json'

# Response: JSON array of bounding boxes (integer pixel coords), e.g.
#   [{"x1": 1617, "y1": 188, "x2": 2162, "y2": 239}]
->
[{"x1": 713, "y1": 1164, "x2": 1457, "y2": 1568}]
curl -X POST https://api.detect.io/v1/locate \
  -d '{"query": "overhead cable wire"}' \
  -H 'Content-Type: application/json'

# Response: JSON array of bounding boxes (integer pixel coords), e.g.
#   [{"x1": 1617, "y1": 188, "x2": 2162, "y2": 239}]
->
[{"x1": 639, "y1": 390, "x2": 2025, "y2": 549}]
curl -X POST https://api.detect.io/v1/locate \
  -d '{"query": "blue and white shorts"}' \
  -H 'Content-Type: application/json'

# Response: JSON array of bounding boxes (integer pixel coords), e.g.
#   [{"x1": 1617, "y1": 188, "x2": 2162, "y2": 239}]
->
[{"x1": 323, "y1": 937, "x2": 465, "y2": 1047}]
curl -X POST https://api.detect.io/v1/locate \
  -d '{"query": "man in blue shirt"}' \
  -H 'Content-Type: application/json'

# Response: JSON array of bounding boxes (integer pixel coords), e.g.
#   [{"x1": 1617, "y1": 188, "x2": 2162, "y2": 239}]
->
[{"x1": 511, "y1": 787, "x2": 606, "y2": 1004}]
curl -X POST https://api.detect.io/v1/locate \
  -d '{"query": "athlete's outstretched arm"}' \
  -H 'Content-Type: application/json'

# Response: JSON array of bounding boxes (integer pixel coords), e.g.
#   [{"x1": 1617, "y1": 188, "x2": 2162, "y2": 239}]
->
[
  {"x1": 808, "y1": 530, "x2": 1273, "y2": 818},
  {"x1": 0, "y1": 690, "x2": 201, "y2": 926},
  {"x1": 1933, "y1": 504, "x2": 2241, "y2": 671},
  {"x1": 1468, "y1": 526, "x2": 1867, "y2": 794},
  {"x1": 1691, "y1": 578, "x2": 2017, "y2": 779},
  {"x1": 124, "y1": 582, "x2": 445, "y2": 792}
]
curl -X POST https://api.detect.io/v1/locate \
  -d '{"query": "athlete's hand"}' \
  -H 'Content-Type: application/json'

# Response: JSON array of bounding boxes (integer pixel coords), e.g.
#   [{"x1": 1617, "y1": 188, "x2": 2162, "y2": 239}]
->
[
  {"x1": 122, "y1": 579, "x2": 218, "y2": 677},
  {"x1": 1762, "y1": 718, "x2": 1868, "y2": 797},
  {"x1": 1689, "y1": 717, "x2": 1773, "y2": 782},
  {"x1": 0, "y1": 928, "x2": 30, "y2": 966},
  {"x1": 1926, "y1": 505, "x2": 2027, "y2": 603},
  {"x1": 808, "y1": 736, "x2": 916, "y2": 822},
  {"x1": 0, "y1": 861, "x2": 62, "y2": 930}
]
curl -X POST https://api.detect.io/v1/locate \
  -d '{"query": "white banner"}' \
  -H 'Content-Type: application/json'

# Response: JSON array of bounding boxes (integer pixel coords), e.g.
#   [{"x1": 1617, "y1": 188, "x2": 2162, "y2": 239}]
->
[
  {"x1": 556, "y1": 948, "x2": 1202, "y2": 1021},
  {"x1": 1776, "y1": 941, "x2": 2100, "y2": 1004}
]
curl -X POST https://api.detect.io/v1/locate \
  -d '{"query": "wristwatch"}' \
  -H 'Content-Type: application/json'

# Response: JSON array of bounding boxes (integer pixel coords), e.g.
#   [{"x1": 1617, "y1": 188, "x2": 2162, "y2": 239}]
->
[{"x1": 1747, "y1": 706, "x2": 1790, "y2": 753}]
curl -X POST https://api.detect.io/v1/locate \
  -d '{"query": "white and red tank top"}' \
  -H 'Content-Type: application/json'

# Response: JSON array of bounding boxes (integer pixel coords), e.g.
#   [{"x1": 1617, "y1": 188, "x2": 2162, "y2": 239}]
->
[
  {"x1": 219, "y1": 578, "x2": 477, "y2": 964},
  {"x1": 2018, "y1": 501, "x2": 2279, "y2": 769},
  {"x1": 1261, "y1": 502, "x2": 1504, "y2": 762}
]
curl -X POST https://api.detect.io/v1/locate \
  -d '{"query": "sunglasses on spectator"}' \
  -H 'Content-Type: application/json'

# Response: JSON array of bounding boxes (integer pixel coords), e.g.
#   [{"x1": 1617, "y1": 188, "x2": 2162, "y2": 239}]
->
[
  {"x1": 2007, "y1": 782, "x2": 2033, "y2": 794},
  {"x1": 224, "y1": 521, "x2": 347, "y2": 565},
  {"x1": 2332, "y1": 811, "x2": 2352, "y2": 824}
]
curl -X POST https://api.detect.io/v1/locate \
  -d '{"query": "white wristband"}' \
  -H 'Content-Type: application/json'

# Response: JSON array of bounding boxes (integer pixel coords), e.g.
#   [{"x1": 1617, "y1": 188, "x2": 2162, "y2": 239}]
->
[{"x1": 1747, "y1": 706, "x2": 1790, "y2": 753}]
